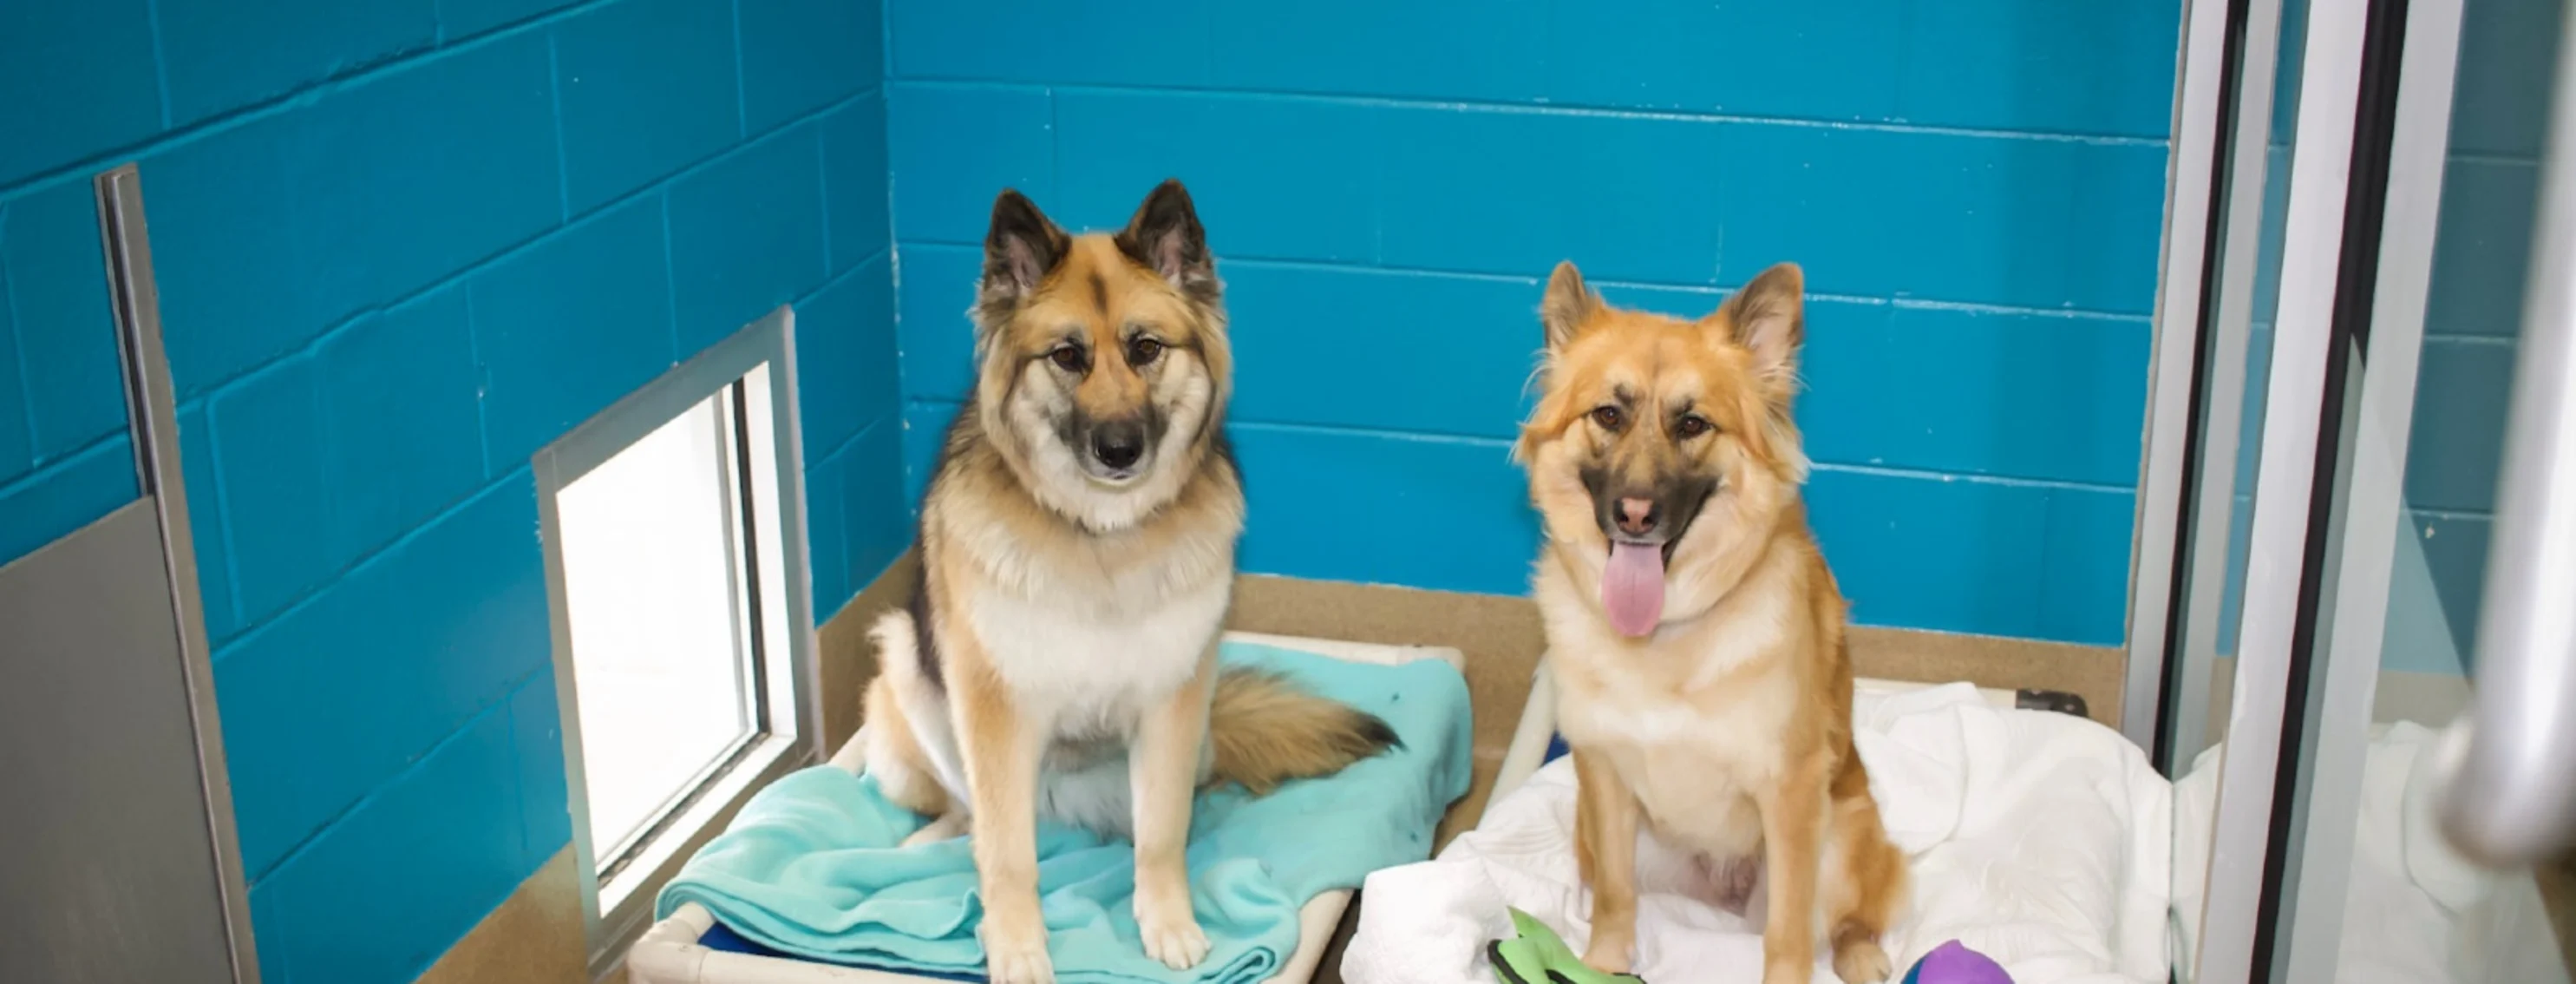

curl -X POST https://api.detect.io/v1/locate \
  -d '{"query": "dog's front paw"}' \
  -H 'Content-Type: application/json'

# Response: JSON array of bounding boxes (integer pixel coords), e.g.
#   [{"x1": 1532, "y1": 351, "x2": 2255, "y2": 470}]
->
[
  {"x1": 1834, "y1": 940, "x2": 1894, "y2": 984},
  {"x1": 979, "y1": 919, "x2": 1055, "y2": 984},
  {"x1": 1134, "y1": 895, "x2": 1210, "y2": 969},
  {"x1": 1581, "y1": 936, "x2": 1634, "y2": 975}
]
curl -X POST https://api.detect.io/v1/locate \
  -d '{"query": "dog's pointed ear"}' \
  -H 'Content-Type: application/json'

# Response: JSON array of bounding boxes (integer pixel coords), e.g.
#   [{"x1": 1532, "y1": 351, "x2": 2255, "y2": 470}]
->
[
  {"x1": 979, "y1": 189, "x2": 1069, "y2": 313},
  {"x1": 1711, "y1": 262, "x2": 1805, "y2": 395},
  {"x1": 1540, "y1": 261, "x2": 1599, "y2": 353},
  {"x1": 1115, "y1": 179, "x2": 1219, "y2": 304}
]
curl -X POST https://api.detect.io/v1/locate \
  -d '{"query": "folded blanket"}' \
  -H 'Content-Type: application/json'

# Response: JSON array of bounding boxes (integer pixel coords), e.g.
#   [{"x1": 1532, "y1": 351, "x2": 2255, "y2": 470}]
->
[
  {"x1": 1343, "y1": 684, "x2": 2173, "y2": 984},
  {"x1": 658, "y1": 641, "x2": 1474, "y2": 983}
]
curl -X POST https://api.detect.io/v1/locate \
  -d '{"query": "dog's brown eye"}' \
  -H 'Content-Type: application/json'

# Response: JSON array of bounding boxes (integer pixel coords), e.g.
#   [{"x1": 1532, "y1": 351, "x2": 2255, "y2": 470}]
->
[
  {"x1": 1127, "y1": 337, "x2": 1163, "y2": 367},
  {"x1": 1591, "y1": 405, "x2": 1625, "y2": 431},
  {"x1": 1049, "y1": 345, "x2": 1088, "y2": 373},
  {"x1": 1675, "y1": 415, "x2": 1712, "y2": 438}
]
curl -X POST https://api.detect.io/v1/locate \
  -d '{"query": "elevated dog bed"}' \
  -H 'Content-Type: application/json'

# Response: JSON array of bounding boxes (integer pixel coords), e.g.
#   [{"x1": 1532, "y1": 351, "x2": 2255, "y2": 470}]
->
[
  {"x1": 1346, "y1": 659, "x2": 2173, "y2": 984},
  {"x1": 626, "y1": 633, "x2": 1468, "y2": 984}
]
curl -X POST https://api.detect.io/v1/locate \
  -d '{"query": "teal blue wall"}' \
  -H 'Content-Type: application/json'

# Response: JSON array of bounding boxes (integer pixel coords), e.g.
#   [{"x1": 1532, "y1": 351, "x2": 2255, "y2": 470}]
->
[
  {"x1": 1, "y1": 1, "x2": 899, "y2": 980},
  {"x1": 883, "y1": 0, "x2": 2182, "y2": 647}
]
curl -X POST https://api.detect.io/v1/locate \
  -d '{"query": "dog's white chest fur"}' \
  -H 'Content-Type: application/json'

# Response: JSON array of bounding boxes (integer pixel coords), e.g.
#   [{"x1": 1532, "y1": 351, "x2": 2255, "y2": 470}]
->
[
  {"x1": 1546, "y1": 572, "x2": 1799, "y2": 858},
  {"x1": 967, "y1": 573, "x2": 1227, "y2": 739},
  {"x1": 1560, "y1": 666, "x2": 1794, "y2": 858},
  {"x1": 902, "y1": 551, "x2": 1231, "y2": 836}
]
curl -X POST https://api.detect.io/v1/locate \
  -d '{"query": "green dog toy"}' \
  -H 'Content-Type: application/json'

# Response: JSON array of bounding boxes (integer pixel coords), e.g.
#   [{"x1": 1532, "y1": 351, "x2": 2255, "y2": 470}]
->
[{"x1": 1486, "y1": 907, "x2": 1650, "y2": 984}]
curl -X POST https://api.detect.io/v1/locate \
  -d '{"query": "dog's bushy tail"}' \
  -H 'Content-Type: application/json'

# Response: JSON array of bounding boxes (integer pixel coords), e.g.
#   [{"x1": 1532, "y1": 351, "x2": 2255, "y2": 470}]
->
[{"x1": 1206, "y1": 666, "x2": 1401, "y2": 795}]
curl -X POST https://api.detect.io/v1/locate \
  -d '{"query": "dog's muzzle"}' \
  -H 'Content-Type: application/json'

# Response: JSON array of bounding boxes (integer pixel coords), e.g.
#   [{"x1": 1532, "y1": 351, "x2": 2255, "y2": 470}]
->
[{"x1": 1078, "y1": 417, "x2": 1152, "y2": 483}]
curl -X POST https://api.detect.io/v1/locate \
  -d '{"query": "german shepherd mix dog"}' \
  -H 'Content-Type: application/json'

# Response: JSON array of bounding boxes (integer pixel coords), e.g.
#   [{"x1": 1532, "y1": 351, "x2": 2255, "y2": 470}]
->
[
  {"x1": 1517, "y1": 261, "x2": 1906, "y2": 984},
  {"x1": 860, "y1": 180, "x2": 1399, "y2": 984}
]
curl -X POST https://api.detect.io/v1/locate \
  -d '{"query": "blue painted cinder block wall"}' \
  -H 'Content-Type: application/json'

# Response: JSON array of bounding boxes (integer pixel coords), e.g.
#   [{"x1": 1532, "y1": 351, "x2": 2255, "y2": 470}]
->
[
  {"x1": 883, "y1": 0, "x2": 2182, "y2": 646},
  {"x1": 1, "y1": 0, "x2": 900, "y2": 980}
]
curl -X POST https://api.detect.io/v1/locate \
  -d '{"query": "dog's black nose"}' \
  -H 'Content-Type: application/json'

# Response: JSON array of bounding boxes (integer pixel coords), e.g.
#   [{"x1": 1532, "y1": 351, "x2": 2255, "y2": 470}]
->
[{"x1": 1092, "y1": 422, "x2": 1145, "y2": 469}]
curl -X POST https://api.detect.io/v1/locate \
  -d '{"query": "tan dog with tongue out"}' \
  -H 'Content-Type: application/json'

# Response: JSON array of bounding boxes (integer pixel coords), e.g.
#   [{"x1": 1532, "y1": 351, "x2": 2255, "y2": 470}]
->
[{"x1": 1514, "y1": 259, "x2": 1909, "y2": 984}]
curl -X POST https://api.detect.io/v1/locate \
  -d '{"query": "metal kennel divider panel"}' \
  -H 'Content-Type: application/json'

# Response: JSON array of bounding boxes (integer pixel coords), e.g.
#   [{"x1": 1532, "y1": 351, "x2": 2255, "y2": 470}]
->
[{"x1": 0, "y1": 165, "x2": 262, "y2": 983}]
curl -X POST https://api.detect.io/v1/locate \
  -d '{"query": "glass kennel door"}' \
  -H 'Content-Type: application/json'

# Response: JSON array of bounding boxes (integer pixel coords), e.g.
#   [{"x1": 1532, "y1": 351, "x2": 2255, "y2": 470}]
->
[{"x1": 2161, "y1": 0, "x2": 2576, "y2": 980}]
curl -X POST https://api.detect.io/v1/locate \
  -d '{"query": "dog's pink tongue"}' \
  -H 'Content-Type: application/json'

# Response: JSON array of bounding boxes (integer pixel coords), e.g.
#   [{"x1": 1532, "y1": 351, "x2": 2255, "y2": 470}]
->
[{"x1": 1602, "y1": 542, "x2": 1667, "y2": 638}]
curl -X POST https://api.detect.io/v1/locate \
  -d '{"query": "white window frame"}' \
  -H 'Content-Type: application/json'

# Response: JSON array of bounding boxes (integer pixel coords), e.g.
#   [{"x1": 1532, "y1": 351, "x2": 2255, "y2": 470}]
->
[{"x1": 533, "y1": 306, "x2": 823, "y2": 975}]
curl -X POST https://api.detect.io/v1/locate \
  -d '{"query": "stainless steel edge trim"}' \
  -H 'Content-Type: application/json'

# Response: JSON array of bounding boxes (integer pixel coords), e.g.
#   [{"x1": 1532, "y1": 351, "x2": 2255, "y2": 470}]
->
[
  {"x1": 2128, "y1": 0, "x2": 2235, "y2": 749},
  {"x1": 2194, "y1": 0, "x2": 2379, "y2": 980},
  {"x1": 762, "y1": 307, "x2": 826, "y2": 763},
  {"x1": 709, "y1": 390, "x2": 762, "y2": 738},
  {"x1": 532, "y1": 446, "x2": 608, "y2": 961},
  {"x1": 2280, "y1": 0, "x2": 2467, "y2": 973},
  {"x1": 94, "y1": 164, "x2": 264, "y2": 984},
  {"x1": 2174, "y1": 0, "x2": 2291, "y2": 771}
]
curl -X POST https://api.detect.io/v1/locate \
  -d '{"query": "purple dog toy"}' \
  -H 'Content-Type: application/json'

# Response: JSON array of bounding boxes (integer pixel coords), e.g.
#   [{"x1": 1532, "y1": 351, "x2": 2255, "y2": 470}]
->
[{"x1": 1899, "y1": 940, "x2": 2013, "y2": 983}]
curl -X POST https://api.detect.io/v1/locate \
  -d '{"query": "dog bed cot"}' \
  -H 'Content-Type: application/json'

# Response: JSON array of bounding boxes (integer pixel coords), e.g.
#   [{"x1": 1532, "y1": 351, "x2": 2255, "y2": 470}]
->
[
  {"x1": 624, "y1": 632, "x2": 1468, "y2": 984},
  {"x1": 1344, "y1": 658, "x2": 2172, "y2": 984}
]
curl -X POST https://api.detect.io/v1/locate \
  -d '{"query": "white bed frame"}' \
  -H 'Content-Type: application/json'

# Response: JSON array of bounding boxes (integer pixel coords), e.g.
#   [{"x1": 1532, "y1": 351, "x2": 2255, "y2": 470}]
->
[{"x1": 624, "y1": 632, "x2": 1468, "y2": 984}]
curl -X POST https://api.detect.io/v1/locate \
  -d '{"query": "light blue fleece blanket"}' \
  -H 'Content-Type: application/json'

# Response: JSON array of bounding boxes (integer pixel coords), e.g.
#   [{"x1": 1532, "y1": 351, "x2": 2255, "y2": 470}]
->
[{"x1": 657, "y1": 641, "x2": 1474, "y2": 982}]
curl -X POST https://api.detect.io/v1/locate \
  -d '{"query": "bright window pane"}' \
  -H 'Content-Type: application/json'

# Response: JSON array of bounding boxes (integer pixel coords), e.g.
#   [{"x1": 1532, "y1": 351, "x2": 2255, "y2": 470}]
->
[{"x1": 557, "y1": 393, "x2": 755, "y2": 860}]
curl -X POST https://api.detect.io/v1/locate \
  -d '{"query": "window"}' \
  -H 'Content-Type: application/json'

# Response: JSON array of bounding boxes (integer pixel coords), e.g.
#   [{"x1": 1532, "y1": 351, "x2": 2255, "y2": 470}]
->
[
  {"x1": 558, "y1": 380, "x2": 763, "y2": 864},
  {"x1": 535, "y1": 308, "x2": 817, "y2": 970}
]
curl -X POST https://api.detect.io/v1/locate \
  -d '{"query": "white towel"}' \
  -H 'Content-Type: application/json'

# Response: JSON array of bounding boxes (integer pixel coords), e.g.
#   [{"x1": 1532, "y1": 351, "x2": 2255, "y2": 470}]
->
[
  {"x1": 2171, "y1": 720, "x2": 2570, "y2": 984},
  {"x1": 1344, "y1": 685, "x2": 2173, "y2": 984}
]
